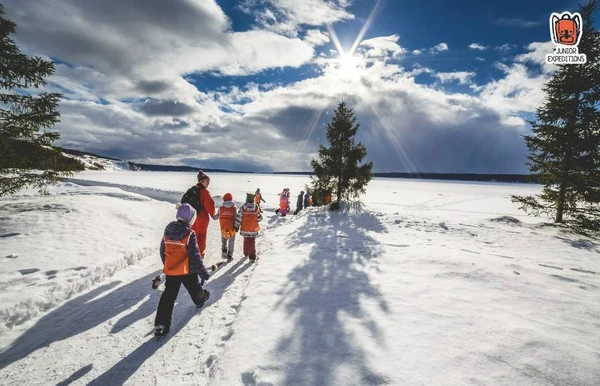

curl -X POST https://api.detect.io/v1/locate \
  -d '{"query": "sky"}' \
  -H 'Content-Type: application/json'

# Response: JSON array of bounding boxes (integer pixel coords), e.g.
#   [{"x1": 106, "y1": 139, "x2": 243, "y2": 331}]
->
[
  {"x1": 1, "y1": 167, "x2": 599, "y2": 385},
  {"x1": 3, "y1": 0, "x2": 594, "y2": 173}
]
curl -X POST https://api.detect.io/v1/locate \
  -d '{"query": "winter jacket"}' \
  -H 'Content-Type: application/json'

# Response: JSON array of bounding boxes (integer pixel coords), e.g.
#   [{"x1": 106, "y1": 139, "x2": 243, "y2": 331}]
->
[
  {"x1": 159, "y1": 220, "x2": 210, "y2": 280},
  {"x1": 254, "y1": 193, "x2": 265, "y2": 204},
  {"x1": 182, "y1": 184, "x2": 215, "y2": 233},
  {"x1": 214, "y1": 201, "x2": 237, "y2": 238},
  {"x1": 296, "y1": 193, "x2": 303, "y2": 209},
  {"x1": 234, "y1": 202, "x2": 263, "y2": 237},
  {"x1": 303, "y1": 193, "x2": 310, "y2": 208}
]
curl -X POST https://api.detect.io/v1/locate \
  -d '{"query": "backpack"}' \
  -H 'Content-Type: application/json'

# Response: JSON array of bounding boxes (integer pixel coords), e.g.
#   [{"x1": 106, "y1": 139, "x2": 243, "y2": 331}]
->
[{"x1": 181, "y1": 185, "x2": 203, "y2": 212}]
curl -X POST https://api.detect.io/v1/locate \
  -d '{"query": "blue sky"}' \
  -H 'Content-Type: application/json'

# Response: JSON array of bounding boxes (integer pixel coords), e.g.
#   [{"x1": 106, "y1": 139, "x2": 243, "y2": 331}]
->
[{"x1": 4, "y1": 0, "x2": 591, "y2": 173}]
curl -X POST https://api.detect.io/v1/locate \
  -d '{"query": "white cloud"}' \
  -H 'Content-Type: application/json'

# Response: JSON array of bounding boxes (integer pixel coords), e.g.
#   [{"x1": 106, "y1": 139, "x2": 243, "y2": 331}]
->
[
  {"x1": 434, "y1": 71, "x2": 476, "y2": 85},
  {"x1": 479, "y1": 43, "x2": 556, "y2": 116},
  {"x1": 475, "y1": 57, "x2": 485, "y2": 62},
  {"x1": 412, "y1": 49, "x2": 423, "y2": 55},
  {"x1": 303, "y1": 29, "x2": 330, "y2": 46},
  {"x1": 243, "y1": 0, "x2": 354, "y2": 37},
  {"x1": 359, "y1": 35, "x2": 406, "y2": 59},
  {"x1": 496, "y1": 43, "x2": 516, "y2": 52},
  {"x1": 430, "y1": 42, "x2": 449, "y2": 54},
  {"x1": 468, "y1": 43, "x2": 487, "y2": 50}
]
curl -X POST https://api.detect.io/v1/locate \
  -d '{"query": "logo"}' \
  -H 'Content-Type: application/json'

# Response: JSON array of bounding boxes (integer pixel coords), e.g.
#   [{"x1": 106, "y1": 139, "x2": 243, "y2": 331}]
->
[{"x1": 546, "y1": 12, "x2": 587, "y2": 64}]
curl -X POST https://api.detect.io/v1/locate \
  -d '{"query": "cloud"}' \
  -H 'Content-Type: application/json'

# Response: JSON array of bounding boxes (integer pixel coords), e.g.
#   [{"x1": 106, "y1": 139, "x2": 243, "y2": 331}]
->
[
  {"x1": 138, "y1": 100, "x2": 195, "y2": 117},
  {"x1": 359, "y1": 35, "x2": 406, "y2": 59},
  {"x1": 412, "y1": 49, "x2": 423, "y2": 55},
  {"x1": 4, "y1": 0, "x2": 315, "y2": 100},
  {"x1": 303, "y1": 29, "x2": 330, "y2": 46},
  {"x1": 4, "y1": 0, "x2": 555, "y2": 173},
  {"x1": 468, "y1": 43, "x2": 487, "y2": 50},
  {"x1": 434, "y1": 71, "x2": 476, "y2": 85},
  {"x1": 479, "y1": 42, "x2": 555, "y2": 116},
  {"x1": 430, "y1": 42, "x2": 449, "y2": 54},
  {"x1": 475, "y1": 57, "x2": 485, "y2": 62},
  {"x1": 494, "y1": 18, "x2": 543, "y2": 28},
  {"x1": 496, "y1": 43, "x2": 517, "y2": 52},
  {"x1": 241, "y1": 0, "x2": 354, "y2": 37}
]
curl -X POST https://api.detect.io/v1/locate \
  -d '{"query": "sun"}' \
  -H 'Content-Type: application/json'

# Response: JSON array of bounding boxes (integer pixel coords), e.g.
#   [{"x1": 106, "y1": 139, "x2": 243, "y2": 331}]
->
[{"x1": 336, "y1": 53, "x2": 363, "y2": 79}]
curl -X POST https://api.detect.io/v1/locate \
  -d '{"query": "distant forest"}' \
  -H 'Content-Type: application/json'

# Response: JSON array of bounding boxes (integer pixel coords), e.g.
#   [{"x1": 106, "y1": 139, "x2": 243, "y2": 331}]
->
[{"x1": 61, "y1": 148, "x2": 535, "y2": 183}]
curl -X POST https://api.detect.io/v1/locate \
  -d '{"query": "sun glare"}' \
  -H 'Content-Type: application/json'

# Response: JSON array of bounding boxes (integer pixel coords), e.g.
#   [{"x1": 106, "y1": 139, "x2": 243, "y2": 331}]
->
[{"x1": 336, "y1": 53, "x2": 363, "y2": 79}]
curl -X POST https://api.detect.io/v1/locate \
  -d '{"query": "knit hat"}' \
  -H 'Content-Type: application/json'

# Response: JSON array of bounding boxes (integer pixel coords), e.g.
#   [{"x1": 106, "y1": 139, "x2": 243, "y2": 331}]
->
[
  {"x1": 246, "y1": 193, "x2": 255, "y2": 203},
  {"x1": 197, "y1": 169, "x2": 210, "y2": 182},
  {"x1": 223, "y1": 192, "x2": 233, "y2": 202},
  {"x1": 176, "y1": 203, "x2": 197, "y2": 225}
]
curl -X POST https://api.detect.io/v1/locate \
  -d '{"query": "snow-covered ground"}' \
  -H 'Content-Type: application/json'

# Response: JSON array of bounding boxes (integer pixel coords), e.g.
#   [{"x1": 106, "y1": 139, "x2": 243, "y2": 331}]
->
[{"x1": 0, "y1": 170, "x2": 599, "y2": 385}]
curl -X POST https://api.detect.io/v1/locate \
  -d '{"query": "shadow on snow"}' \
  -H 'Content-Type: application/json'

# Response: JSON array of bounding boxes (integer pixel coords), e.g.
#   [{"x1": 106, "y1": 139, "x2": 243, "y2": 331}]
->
[{"x1": 271, "y1": 202, "x2": 393, "y2": 386}]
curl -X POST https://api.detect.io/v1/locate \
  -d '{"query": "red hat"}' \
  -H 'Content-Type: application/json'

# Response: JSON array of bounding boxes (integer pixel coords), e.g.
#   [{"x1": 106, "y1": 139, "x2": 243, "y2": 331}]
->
[
  {"x1": 197, "y1": 169, "x2": 210, "y2": 182},
  {"x1": 223, "y1": 193, "x2": 233, "y2": 202}
]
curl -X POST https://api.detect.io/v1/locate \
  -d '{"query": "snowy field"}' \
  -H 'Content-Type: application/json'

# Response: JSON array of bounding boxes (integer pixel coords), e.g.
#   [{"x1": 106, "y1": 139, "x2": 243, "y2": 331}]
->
[{"x1": 0, "y1": 170, "x2": 599, "y2": 385}]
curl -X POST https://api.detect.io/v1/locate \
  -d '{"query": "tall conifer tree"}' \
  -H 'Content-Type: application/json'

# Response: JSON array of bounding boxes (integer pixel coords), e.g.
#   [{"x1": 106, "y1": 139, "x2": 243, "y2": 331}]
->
[{"x1": 511, "y1": 0, "x2": 600, "y2": 234}]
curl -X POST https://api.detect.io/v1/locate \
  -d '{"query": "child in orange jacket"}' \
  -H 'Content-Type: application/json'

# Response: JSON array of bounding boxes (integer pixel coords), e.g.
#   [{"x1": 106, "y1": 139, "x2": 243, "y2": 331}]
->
[
  {"x1": 212, "y1": 192, "x2": 237, "y2": 260},
  {"x1": 154, "y1": 203, "x2": 211, "y2": 337},
  {"x1": 234, "y1": 193, "x2": 263, "y2": 262}
]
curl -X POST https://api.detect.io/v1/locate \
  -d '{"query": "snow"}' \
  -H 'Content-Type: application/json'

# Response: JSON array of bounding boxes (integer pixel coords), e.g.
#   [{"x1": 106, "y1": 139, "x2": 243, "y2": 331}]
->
[{"x1": 0, "y1": 171, "x2": 599, "y2": 386}]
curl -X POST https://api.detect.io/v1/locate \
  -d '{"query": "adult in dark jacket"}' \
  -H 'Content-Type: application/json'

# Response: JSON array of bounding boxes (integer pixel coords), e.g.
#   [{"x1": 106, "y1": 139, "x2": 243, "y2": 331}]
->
[
  {"x1": 181, "y1": 170, "x2": 215, "y2": 258},
  {"x1": 294, "y1": 191, "x2": 304, "y2": 215},
  {"x1": 154, "y1": 203, "x2": 211, "y2": 337}
]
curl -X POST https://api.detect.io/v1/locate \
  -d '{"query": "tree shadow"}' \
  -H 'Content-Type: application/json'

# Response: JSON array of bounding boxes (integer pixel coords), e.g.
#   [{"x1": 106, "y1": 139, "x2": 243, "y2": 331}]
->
[
  {"x1": 272, "y1": 202, "x2": 392, "y2": 385},
  {"x1": 555, "y1": 235, "x2": 600, "y2": 253}
]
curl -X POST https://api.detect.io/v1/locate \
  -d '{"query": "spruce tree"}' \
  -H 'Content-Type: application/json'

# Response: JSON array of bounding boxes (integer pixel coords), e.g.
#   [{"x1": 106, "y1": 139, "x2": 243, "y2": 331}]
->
[
  {"x1": 511, "y1": 0, "x2": 600, "y2": 234},
  {"x1": 0, "y1": 4, "x2": 82, "y2": 197},
  {"x1": 310, "y1": 100, "x2": 373, "y2": 208}
]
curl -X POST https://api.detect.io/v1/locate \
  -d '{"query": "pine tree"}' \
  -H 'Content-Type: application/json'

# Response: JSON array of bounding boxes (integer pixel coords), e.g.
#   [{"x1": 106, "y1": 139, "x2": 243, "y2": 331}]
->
[
  {"x1": 511, "y1": 0, "x2": 600, "y2": 235},
  {"x1": 0, "y1": 4, "x2": 83, "y2": 197},
  {"x1": 309, "y1": 100, "x2": 373, "y2": 208}
]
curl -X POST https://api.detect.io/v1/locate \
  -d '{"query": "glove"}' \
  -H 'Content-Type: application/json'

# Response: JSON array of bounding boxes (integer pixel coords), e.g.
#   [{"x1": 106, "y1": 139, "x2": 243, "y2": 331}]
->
[
  {"x1": 211, "y1": 215, "x2": 218, "y2": 220},
  {"x1": 151, "y1": 275, "x2": 162, "y2": 289}
]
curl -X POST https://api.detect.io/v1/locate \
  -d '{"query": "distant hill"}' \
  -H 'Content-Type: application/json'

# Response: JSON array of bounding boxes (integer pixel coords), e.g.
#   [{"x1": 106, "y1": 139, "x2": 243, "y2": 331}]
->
[{"x1": 61, "y1": 148, "x2": 534, "y2": 183}]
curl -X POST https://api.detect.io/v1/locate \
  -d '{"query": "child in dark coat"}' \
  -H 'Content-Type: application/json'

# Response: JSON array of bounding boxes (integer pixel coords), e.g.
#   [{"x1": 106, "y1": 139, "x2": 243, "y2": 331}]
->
[{"x1": 154, "y1": 203, "x2": 211, "y2": 337}]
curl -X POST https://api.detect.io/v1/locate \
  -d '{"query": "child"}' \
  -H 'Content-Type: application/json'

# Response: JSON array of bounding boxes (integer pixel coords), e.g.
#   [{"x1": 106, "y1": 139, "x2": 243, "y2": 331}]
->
[
  {"x1": 181, "y1": 170, "x2": 215, "y2": 259},
  {"x1": 154, "y1": 203, "x2": 211, "y2": 337},
  {"x1": 278, "y1": 189, "x2": 290, "y2": 216},
  {"x1": 254, "y1": 188, "x2": 266, "y2": 211},
  {"x1": 234, "y1": 193, "x2": 263, "y2": 262},
  {"x1": 212, "y1": 192, "x2": 237, "y2": 260}
]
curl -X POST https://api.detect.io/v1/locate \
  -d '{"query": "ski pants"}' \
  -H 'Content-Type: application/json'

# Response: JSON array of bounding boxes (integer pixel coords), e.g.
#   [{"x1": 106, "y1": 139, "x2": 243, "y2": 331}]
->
[
  {"x1": 155, "y1": 274, "x2": 207, "y2": 328},
  {"x1": 243, "y1": 237, "x2": 256, "y2": 259},
  {"x1": 293, "y1": 206, "x2": 302, "y2": 215},
  {"x1": 221, "y1": 234, "x2": 235, "y2": 256}
]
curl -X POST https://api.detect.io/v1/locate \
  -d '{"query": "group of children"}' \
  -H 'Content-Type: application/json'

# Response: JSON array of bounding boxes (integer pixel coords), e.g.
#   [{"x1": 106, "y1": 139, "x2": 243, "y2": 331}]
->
[
  {"x1": 153, "y1": 171, "x2": 265, "y2": 337},
  {"x1": 153, "y1": 174, "x2": 338, "y2": 337}
]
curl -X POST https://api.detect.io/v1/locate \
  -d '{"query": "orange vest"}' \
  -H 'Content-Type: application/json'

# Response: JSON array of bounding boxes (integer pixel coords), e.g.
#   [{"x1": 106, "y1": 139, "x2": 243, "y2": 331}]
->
[
  {"x1": 163, "y1": 232, "x2": 192, "y2": 275},
  {"x1": 219, "y1": 205, "x2": 237, "y2": 238},
  {"x1": 241, "y1": 206, "x2": 260, "y2": 233},
  {"x1": 254, "y1": 193, "x2": 261, "y2": 204}
]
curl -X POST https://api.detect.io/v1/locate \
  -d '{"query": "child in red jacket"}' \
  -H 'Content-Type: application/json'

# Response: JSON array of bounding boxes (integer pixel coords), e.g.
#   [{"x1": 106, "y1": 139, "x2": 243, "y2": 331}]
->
[{"x1": 181, "y1": 170, "x2": 215, "y2": 258}]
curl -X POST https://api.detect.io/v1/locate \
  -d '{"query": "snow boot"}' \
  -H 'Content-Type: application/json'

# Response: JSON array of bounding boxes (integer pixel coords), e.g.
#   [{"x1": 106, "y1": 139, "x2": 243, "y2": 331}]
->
[
  {"x1": 221, "y1": 248, "x2": 228, "y2": 259},
  {"x1": 155, "y1": 325, "x2": 170, "y2": 337},
  {"x1": 196, "y1": 290, "x2": 210, "y2": 308}
]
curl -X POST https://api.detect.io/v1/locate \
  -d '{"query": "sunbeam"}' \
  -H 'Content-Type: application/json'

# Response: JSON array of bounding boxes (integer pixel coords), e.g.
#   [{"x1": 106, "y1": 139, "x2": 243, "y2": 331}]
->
[
  {"x1": 364, "y1": 101, "x2": 421, "y2": 173},
  {"x1": 349, "y1": 0, "x2": 384, "y2": 56}
]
